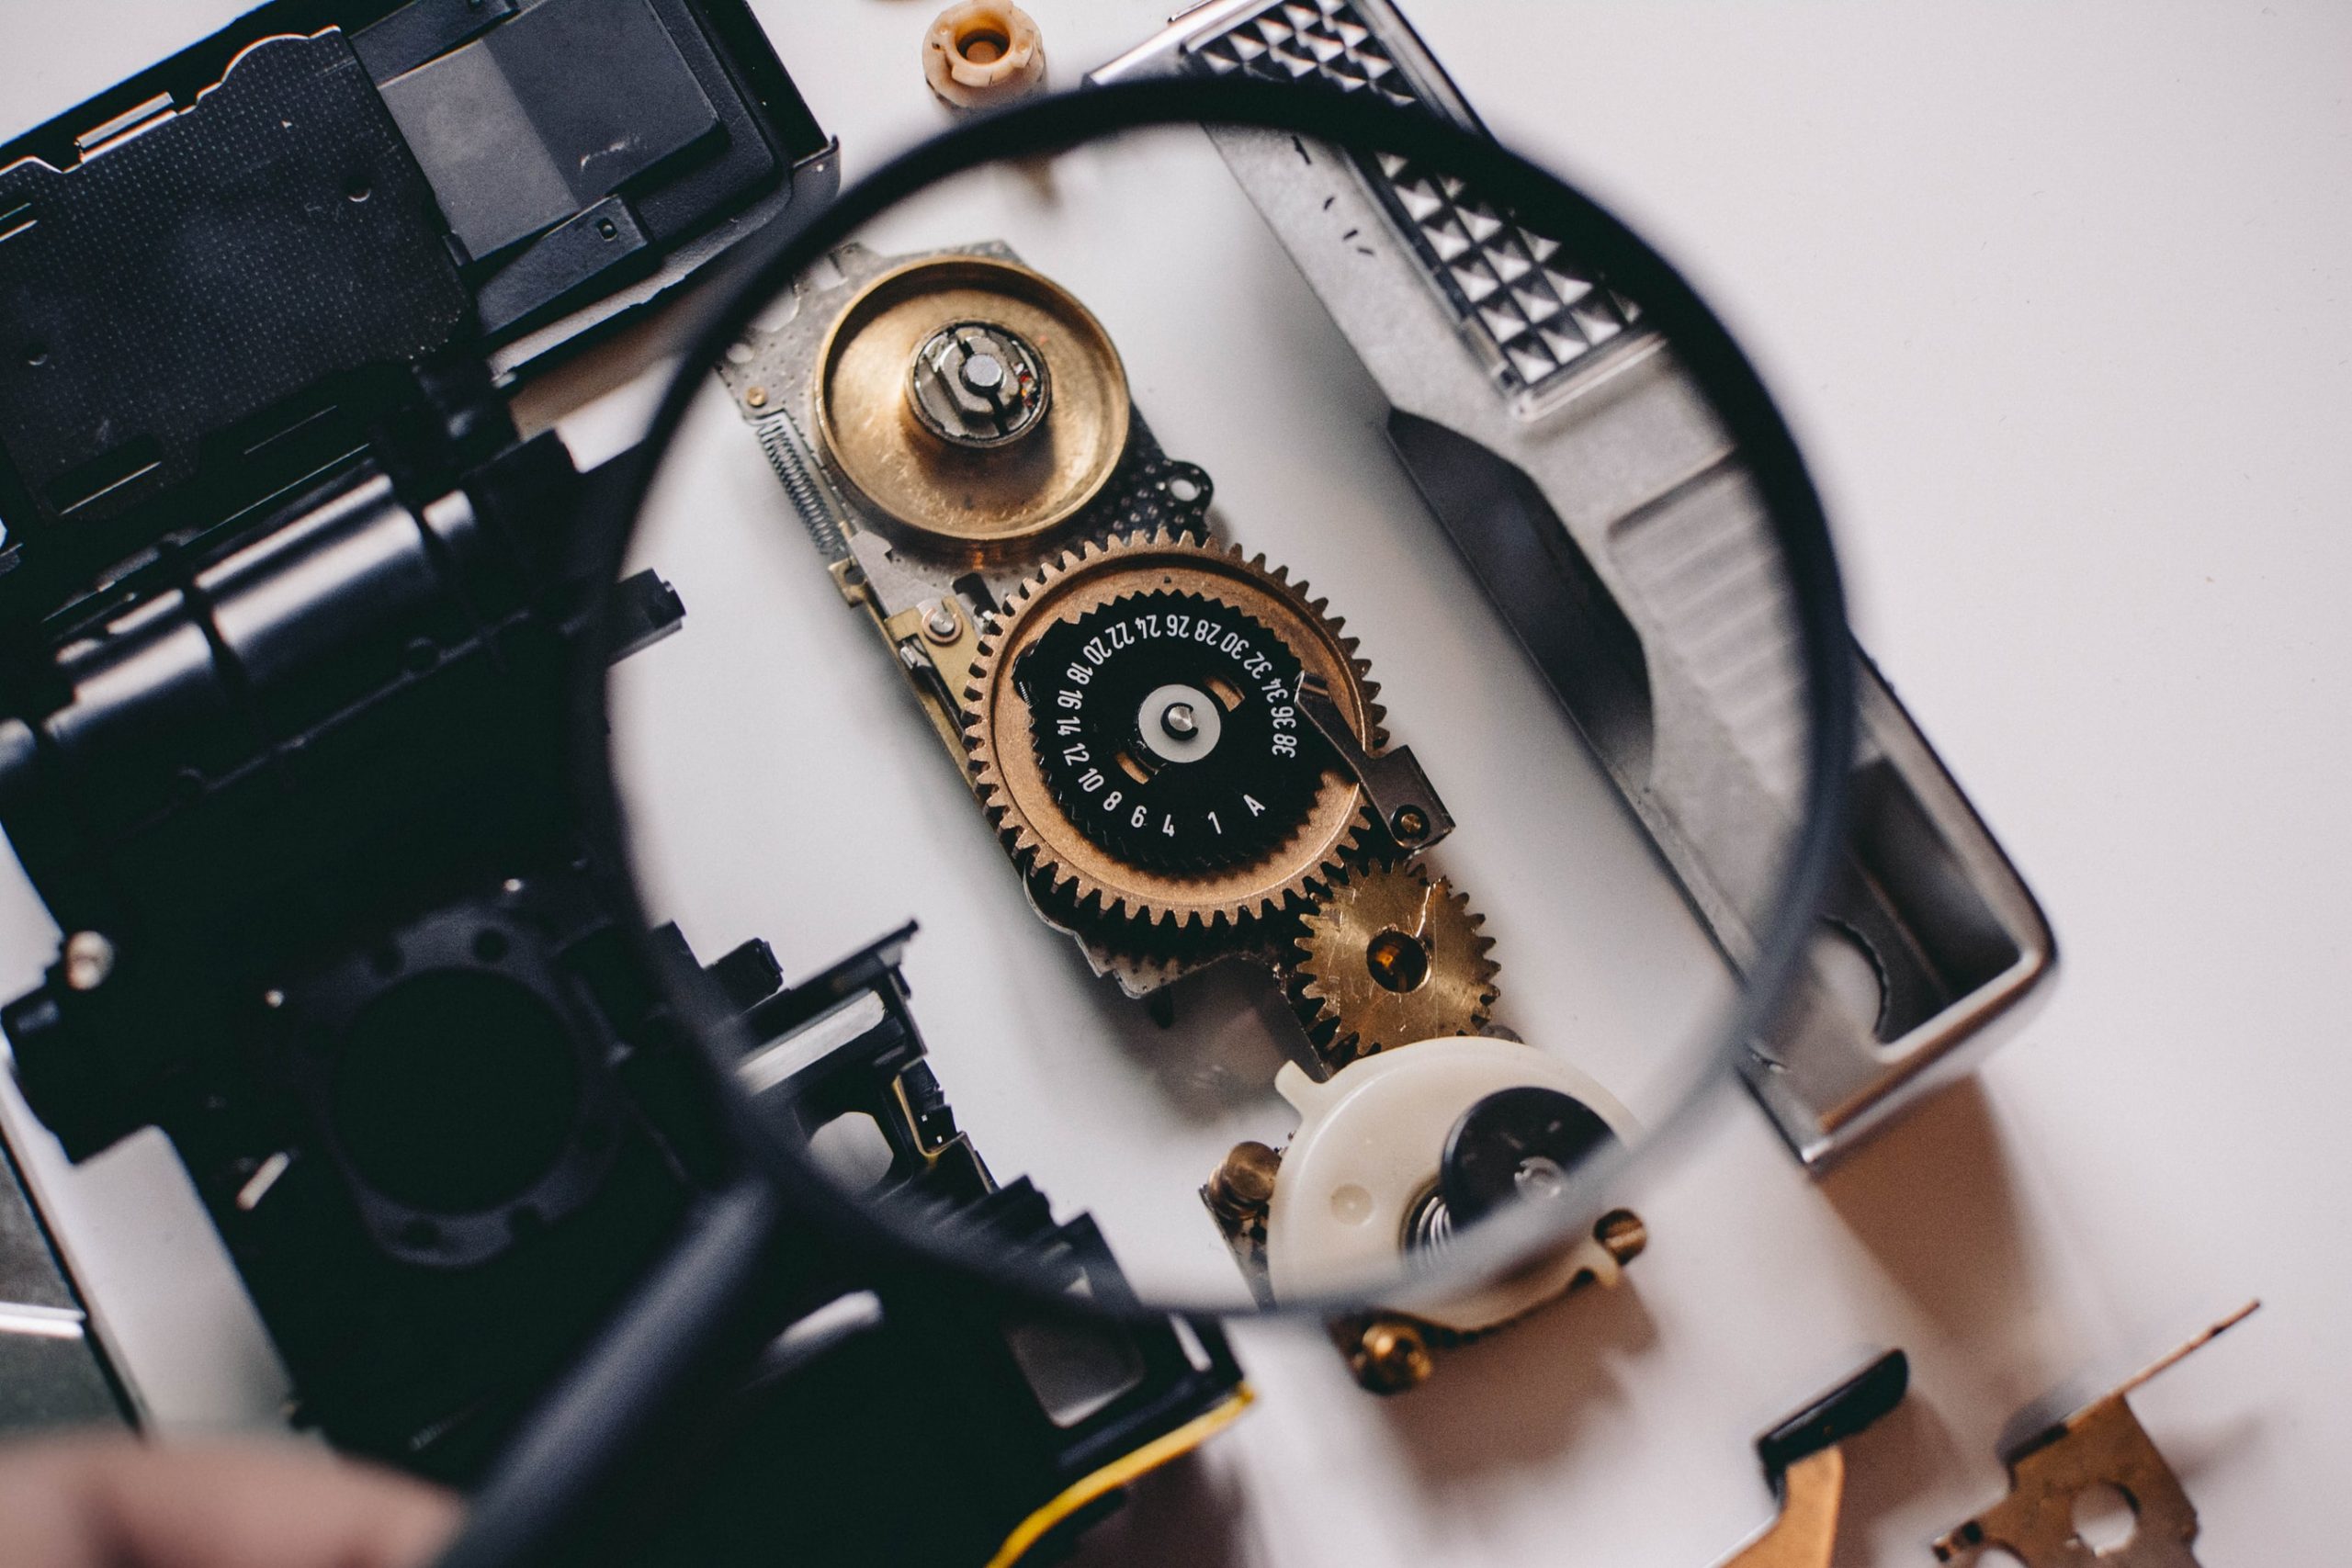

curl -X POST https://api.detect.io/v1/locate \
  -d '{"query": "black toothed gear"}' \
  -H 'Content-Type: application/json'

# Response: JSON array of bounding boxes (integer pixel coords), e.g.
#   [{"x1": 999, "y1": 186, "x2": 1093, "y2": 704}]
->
[{"x1": 1014, "y1": 591, "x2": 1326, "y2": 874}]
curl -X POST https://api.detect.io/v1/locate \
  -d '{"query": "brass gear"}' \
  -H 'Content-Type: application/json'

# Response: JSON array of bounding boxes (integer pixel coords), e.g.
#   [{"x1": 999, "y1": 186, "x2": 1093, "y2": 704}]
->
[
  {"x1": 963, "y1": 528, "x2": 1382, "y2": 932},
  {"x1": 1292, "y1": 863, "x2": 1499, "y2": 1064},
  {"x1": 812, "y1": 254, "x2": 1132, "y2": 567}
]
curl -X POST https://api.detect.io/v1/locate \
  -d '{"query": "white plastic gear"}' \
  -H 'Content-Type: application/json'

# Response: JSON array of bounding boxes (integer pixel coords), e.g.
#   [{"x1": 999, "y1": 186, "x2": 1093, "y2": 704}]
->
[
  {"x1": 1263, "y1": 1041, "x2": 1637, "y2": 1335},
  {"x1": 923, "y1": 4, "x2": 1047, "y2": 111},
  {"x1": 962, "y1": 528, "x2": 1385, "y2": 933}
]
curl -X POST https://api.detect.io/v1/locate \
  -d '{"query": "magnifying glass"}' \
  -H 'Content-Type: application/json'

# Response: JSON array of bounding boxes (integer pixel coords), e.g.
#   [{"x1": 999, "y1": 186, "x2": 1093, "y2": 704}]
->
[{"x1": 449, "y1": 73, "x2": 1854, "y2": 1566}]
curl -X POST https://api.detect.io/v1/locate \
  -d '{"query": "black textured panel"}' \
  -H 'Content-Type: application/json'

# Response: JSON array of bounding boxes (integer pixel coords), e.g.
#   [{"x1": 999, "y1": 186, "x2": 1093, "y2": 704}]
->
[
  {"x1": 0, "y1": 30, "x2": 470, "y2": 535},
  {"x1": 378, "y1": 0, "x2": 718, "y2": 260},
  {"x1": 476, "y1": 196, "x2": 651, "y2": 335},
  {"x1": 354, "y1": 0, "x2": 520, "y2": 82}
]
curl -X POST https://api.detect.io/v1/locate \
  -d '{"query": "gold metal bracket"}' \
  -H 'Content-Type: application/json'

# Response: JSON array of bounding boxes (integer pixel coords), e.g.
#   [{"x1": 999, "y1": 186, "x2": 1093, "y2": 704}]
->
[
  {"x1": 1296, "y1": 673, "x2": 1453, "y2": 851},
  {"x1": 1718, "y1": 1350, "x2": 1910, "y2": 1568},
  {"x1": 1932, "y1": 1301, "x2": 2258, "y2": 1567},
  {"x1": 882, "y1": 596, "x2": 984, "y2": 747}
]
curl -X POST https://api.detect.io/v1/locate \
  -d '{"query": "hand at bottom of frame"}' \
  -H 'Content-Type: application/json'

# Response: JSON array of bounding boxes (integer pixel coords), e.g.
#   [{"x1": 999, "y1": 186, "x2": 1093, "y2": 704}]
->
[{"x1": 0, "y1": 1435, "x2": 460, "y2": 1568}]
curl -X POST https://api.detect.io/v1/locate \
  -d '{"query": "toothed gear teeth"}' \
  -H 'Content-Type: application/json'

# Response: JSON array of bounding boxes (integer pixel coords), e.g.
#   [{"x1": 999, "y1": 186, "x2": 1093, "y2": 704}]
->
[
  {"x1": 964, "y1": 528, "x2": 1382, "y2": 940},
  {"x1": 1291, "y1": 862, "x2": 1502, "y2": 1066}
]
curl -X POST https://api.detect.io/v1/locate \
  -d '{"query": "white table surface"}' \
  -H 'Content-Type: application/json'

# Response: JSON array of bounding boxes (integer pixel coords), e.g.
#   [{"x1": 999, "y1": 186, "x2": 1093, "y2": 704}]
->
[{"x1": 2, "y1": 3, "x2": 2346, "y2": 1564}]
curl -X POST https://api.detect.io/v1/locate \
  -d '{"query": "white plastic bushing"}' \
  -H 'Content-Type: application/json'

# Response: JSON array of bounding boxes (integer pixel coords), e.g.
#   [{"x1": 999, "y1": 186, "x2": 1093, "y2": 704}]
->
[
  {"x1": 924, "y1": 3, "x2": 1047, "y2": 110},
  {"x1": 1262, "y1": 1037, "x2": 1638, "y2": 1335}
]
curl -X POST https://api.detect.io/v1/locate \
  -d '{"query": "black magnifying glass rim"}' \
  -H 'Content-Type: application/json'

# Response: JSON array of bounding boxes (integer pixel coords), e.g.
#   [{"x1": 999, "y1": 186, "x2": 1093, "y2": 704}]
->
[{"x1": 571, "y1": 74, "x2": 1857, "y2": 1323}]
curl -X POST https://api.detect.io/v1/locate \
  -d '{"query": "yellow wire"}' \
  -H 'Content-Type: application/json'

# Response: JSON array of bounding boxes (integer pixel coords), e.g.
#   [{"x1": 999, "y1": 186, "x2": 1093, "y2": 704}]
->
[{"x1": 984, "y1": 1388, "x2": 1256, "y2": 1568}]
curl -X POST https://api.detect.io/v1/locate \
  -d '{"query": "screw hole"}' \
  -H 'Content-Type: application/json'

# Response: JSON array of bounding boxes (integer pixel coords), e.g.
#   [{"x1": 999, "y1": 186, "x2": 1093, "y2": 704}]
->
[
  {"x1": 345, "y1": 176, "x2": 371, "y2": 203},
  {"x1": 23, "y1": 344, "x2": 48, "y2": 367},
  {"x1": 471, "y1": 930, "x2": 510, "y2": 964},
  {"x1": 2071, "y1": 1482, "x2": 2138, "y2": 1555},
  {"x1": 1365, "y1": 928, "x2": 1431, "y2": 994},
  {"x1": 955, "y1": 25, "x2": 1011, "y2": 65}
]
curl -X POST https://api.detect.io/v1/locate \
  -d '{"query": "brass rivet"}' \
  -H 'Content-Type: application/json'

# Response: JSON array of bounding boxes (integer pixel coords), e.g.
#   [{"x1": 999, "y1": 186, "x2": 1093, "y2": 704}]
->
[
  {"x1": 1351, "y1": 1318, "x2": 1433, "y2": 1393},
  {"x1": 1206, "y1": 1140, "x2": 1281, "y2": 1219},
  {"x1": 746, "y1": 386, "x2": 769, "y2": 409},
  {"x1": 1596, "y1": 1208, "x2": 1648, "y2": 1265}
]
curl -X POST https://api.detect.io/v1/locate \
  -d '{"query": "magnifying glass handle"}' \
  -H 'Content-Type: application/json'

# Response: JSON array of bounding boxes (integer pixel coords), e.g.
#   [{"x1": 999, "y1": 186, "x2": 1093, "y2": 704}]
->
[{"x1": 433, "y1": 1177, "x2": 785, "y2": 1568}]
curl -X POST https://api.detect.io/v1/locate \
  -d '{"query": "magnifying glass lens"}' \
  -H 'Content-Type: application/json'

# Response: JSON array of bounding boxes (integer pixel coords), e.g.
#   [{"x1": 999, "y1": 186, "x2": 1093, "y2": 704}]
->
[{"x1": 603, "y1": 91, "x2": 1847, "y2": 1331}]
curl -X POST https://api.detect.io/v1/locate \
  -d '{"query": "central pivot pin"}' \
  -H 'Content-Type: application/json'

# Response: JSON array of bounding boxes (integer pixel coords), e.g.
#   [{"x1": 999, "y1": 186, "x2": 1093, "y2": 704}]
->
[
  {"x1": 909, "y1": 320, "x2": 1051, "y2": 449},
  {"x1": 1136, "y1": 682, "x2": 1222, "y2": 767}
]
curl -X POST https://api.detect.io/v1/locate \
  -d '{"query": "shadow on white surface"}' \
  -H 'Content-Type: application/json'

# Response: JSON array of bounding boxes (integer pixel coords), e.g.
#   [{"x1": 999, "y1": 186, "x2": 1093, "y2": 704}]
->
[
  {"x1": 1369, "y1": 1272, "x2": 1657, "y2": 1492},
  {"x1": 1069, "y1": 953, "x2": 1316, "y2": 1130},
  {"x1": 2153, "y1": 1404, "x2": 2267, "y2": 1494},
  {"x1": 1820, "y1": 1081, "x2": 2039, "y2": 1359},
  {"x1": 1827, "y1": 1388, "x2": 1965, "y2": 1568},
  {"x1": 1065, "y1": 1440, "x2": 1258, "y2": 1568}
]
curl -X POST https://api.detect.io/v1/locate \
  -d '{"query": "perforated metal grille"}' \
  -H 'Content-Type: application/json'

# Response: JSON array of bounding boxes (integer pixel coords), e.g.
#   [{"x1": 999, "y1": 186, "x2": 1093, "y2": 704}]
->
[
  {"x1": 1371, "y1": 150, "x2": 1643, "y2": 393},
  {"x1": 1187, "y1": 0, "x2": 1642, "y2": 397},
  {"x1": 1190, "y1": 1, "x2": 1419, "y2": 105}
]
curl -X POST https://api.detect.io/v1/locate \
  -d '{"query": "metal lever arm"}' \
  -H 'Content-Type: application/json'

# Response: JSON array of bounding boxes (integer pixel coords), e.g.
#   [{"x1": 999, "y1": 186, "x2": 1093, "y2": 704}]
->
[
  {"x1": 1295, "y1": 674, "x2": 1454, "y2": 851},
  {"x1": 1719, "y1": 1350, "x2": 1910, "y2": 1568}
]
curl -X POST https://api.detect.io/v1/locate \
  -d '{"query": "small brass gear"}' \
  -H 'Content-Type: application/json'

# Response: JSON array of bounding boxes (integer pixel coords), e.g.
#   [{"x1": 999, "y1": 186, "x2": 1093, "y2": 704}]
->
[
  {"x1": 1292, "y1": 863, "x2": 1498, "y2": 1064},
  {"x1": 963, "y1": 528, "x2": 1382, "y2": 933}
]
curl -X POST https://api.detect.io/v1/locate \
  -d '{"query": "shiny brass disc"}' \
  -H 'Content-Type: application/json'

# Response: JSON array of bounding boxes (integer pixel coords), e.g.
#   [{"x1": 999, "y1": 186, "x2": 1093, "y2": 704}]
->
[
  {"x1": 813, "y1": 256, "x2": 1132, "y2": 566},
  {"x1": 965, "y1": 529, "x2": 1384, "y2": 932}
]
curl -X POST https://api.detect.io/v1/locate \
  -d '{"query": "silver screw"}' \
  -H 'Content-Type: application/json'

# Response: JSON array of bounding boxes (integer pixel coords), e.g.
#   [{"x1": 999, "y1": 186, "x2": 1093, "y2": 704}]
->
[
  {"x1": 924, "y1": 604, "x2": 961, "y2": 642},
  {"x1": 1161, "y1": 702, "x2": 1198, "y2": 739},
  {"x1": 908, "y1": 321, "x2": 1049, "y2": 448},
  {"x1": 62, "y1": 931, "x2": 114, "y2": 992},
  {"x1": 1513, "y1": 1155, "x2": 1568, "y2": 1201}
]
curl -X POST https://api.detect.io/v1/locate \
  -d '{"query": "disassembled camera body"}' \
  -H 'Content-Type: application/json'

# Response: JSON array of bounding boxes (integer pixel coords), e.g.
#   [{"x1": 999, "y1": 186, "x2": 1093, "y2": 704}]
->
[
  {"x1": 0, "y1": 4, "x2": 1246, "y2": 1562},
  {"x1": 632, "y1": 925, "x2": 1253, "y2": 1567},
  {"x1": 720, "y1": 241, "x2": 1645, "y2": 1385},
  {"x1": 1096, "y1": 0, "x2": 2056, "y2": 1168}
]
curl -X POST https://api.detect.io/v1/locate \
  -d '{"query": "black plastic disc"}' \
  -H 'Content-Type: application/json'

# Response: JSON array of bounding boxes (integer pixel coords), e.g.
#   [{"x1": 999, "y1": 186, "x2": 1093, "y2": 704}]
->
[
  {"x1": 1439, "y1": 1086, "x2": 1618, "y2": 1229},
  {"x1": 1016, "y1": 589, "x2": 1325, "y2": 874}
]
